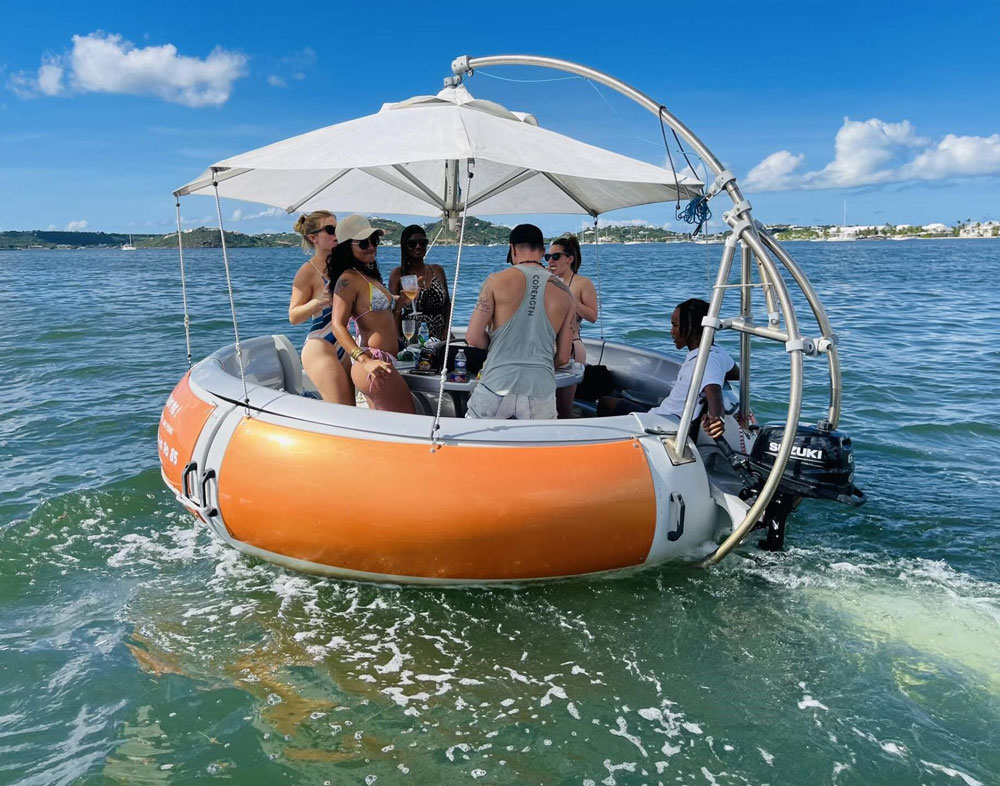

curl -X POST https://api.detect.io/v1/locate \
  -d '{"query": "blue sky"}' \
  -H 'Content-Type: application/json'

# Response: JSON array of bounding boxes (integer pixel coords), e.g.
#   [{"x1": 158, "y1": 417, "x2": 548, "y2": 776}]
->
[{"x1": 2, "y1": 1, "x2": 998, "y2": 236}]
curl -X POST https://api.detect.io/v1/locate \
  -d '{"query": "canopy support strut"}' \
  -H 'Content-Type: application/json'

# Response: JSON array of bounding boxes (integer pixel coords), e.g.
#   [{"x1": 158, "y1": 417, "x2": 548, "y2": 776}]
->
[
  {"x1": 212, "y1": 178, "x2": 251, "y2": 417},
  {"x1": 174, "y1": 199, "x2": 192, "y2": 368}
]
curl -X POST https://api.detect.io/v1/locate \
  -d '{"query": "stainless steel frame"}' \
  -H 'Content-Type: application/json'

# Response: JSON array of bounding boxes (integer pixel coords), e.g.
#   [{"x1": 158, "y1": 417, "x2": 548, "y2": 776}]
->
[{"x1": 450, "y1": 54, "x2": 842, "y2": 565}]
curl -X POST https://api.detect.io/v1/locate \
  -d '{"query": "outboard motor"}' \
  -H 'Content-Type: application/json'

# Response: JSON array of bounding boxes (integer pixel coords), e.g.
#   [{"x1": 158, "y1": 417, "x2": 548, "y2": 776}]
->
[{"x1": 717, "y1": 422, "x2": 865, "y2": 551}]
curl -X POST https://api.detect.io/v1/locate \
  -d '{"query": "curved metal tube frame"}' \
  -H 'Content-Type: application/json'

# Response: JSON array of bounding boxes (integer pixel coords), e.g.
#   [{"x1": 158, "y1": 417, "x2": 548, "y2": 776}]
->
[{"x1": 452, "y1": 54, "x2": 839, "y2": 565}]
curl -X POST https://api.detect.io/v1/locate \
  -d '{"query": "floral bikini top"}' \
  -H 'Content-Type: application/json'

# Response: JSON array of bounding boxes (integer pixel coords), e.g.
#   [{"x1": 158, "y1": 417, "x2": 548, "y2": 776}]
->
[{"x1": 356, "y1": 279, "x2": 393, "y2": 322}]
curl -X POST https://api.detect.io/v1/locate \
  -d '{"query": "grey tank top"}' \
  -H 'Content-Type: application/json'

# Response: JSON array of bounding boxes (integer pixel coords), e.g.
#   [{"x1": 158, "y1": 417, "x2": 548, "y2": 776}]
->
[{"x1": 479, "y1": 266, "x2": 557, "y2": 396}]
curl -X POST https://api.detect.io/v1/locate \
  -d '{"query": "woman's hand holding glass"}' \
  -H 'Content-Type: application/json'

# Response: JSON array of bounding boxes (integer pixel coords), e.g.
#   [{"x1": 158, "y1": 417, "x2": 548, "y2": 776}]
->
[{"x1": 400, "y1": 274, "x2": 423, "y2": 315}]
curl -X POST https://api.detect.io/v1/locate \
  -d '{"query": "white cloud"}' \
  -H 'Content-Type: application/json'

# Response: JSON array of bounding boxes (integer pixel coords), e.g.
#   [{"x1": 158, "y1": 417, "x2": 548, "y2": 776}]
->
[
  {"x1": 7, "y1": 31, "x2": 247, "y2": 107},
  {"x1": 66, "y1": 219, "x2": 88, "y2": 230},
  {"x1": 899, "y1": 133, "x2": 1000, "y2": 180},
  {"x1": 744, "y1": 117, "x2": 1000, "y2": 192},
  {"x1": 36, "y1": 61, "x2": 66, "y2": 96},
  {"x1": 230, "y1": 206, "x2": 285, "y2": 222},
  {"x1": 805, "y1": 118, "x2": 926, "y2": 188},
  {"x1": 267, "y1": 74, "x2": 286, "y2": 88},
  {"x1": 744, "y1": 151, "x2": 806, "y2": 192}
]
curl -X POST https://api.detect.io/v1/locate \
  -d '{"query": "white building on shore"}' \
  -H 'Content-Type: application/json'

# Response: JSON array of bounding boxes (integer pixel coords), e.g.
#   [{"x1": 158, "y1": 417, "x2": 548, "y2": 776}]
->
[{"x1": 959, "y1": 221, "x2": 1000, "y2": 238}]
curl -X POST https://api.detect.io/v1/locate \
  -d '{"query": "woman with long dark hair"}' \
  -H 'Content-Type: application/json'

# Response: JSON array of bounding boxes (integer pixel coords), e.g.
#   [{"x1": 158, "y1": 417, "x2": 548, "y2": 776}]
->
[
  {"x1": 387, "y1": 225, "x2": 451, "y2": 340},
  {"x1": 546, "y1": 234, "x2": 597, "y2": 417},
  {"x1": 328, "y1": 215, "x2": 415, "y2": 413}
]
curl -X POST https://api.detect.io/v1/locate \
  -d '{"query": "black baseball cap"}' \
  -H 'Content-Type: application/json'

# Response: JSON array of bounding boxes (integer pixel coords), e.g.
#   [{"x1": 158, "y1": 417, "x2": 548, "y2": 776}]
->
[{"x1": 506, "y1": 223, "x2": 545, "y2": 264}]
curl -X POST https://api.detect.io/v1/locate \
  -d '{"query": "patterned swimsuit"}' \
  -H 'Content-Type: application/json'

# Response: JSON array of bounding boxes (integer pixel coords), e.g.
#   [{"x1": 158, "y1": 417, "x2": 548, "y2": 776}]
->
[{"x1": 411, "y1": 269, "x2": 449, "y2": 339}]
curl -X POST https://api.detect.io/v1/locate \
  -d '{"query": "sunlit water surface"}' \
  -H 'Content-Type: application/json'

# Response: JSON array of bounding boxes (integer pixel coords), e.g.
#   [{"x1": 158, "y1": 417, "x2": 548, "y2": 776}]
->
[{"x1": 1, "y1": 240, "x2": 998, "y2": 785}]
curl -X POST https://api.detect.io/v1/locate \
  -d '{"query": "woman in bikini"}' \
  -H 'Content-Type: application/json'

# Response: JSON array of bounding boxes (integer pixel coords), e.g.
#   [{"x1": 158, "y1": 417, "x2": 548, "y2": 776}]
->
[
  {"x1": 546, "y1": 234, "x2": 598, "y2": 418},
  {"x1": 287, "y1": 211, "x2": 354, "y2": 404},
  {"x1": 328, "y1": 215, "x2": 416, "y2": 414},
  {"x1": 387, "y1": 225, "x2": 452, "y2": 341}
]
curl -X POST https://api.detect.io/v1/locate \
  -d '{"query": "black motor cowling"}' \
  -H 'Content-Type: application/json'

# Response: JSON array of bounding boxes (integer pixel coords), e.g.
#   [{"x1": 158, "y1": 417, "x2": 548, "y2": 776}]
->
[{"x1": 748, "y1": 422, "x2": 865, "y2": 507}]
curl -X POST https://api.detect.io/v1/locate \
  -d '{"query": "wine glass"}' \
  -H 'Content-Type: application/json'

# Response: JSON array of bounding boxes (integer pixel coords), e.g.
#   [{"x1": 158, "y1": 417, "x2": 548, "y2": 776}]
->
[
  {"x1": 401, "y1": 274, "x2": 419, "y2": 314},
  {"x1": 401, "y1": 317, "x2": 415, "y2": 345}
]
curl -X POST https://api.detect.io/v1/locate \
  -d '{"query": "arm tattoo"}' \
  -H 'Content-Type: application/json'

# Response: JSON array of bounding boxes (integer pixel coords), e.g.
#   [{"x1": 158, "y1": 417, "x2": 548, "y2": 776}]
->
[
  {"x1": 335, "y1": 278, "x2": 351, "y2": 291},
  {"x1": 474, "y1": 294, "x2": 494, "y2": 314}
]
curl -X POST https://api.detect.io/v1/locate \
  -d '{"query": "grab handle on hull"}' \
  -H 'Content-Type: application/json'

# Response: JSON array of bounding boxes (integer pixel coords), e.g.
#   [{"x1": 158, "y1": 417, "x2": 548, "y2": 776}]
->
[
  {"x1": 181, "y1": 461, "x2": 199, "y2": 502},
  {"x1": 200, "y1": 469, "x2": 218, "y2": 517},
  {"x1": 667, "y1": 492, "x2": 685, "y2": 542},
  {"x1": 177, "y1": 460, "x2": 219, "y2": 519}
]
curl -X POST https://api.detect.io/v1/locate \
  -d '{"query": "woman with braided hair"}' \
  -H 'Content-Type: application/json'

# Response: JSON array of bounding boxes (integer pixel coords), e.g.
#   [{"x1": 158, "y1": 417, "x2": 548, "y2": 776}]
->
[{"x1": 597, "y1": 298, "x2": 738, "y2": 439}]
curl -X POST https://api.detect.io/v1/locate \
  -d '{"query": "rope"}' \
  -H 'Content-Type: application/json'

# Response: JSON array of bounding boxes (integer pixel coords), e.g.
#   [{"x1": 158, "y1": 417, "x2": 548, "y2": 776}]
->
[
  {"x1": 478, "y1": 71, "x2": 580, "y2": 83},
  {"x1": 592, "y1": 216, "x2": 605, "y2": 339},
  {"x1": 212, "y1": 181, "x2": 251, "y2": 416},
  {"x1": 677, "y1": 195, "x2": 712, "y2": 236},
  {"x1": 430, "y1": 166, "x2": 474, "y2": 450},
  {"x1": 174, "y1": 199, "x2": 192, "y2": 368}
]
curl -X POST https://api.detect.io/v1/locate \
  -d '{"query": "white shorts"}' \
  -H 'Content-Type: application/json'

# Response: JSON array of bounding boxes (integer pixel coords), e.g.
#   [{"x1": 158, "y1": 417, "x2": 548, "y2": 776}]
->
[{"x1": 466, "y1": 383, "x2": 557, "y2": 420}]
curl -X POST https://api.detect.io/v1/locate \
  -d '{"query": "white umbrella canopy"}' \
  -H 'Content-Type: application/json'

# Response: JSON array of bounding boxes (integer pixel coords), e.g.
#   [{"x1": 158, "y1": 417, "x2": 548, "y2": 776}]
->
[{"x1": 175, "y1": 85, "x2": 702, "y2": 218}]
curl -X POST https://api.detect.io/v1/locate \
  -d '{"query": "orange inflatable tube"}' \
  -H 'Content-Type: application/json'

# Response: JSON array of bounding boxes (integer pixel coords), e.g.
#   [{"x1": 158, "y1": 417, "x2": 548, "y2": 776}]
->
[{"x1": 216, "y1": 417, "x2": 657, "y2": 580}]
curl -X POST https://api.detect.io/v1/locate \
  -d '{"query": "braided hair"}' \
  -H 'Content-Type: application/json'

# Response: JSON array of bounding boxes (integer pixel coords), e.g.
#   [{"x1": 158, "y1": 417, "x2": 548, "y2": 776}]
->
[
  {"x1": 675, "y1": 298, "x2": 711, "y2": 344},
  {"x1": 399, "y1": 224, "x2": 426, "y2": 276}
]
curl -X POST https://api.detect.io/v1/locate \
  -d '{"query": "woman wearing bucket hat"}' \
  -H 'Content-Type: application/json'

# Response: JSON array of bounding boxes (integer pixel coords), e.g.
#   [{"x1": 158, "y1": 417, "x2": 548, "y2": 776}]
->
[{"x1": 328, "y1": 215, "x2": 415, "y2": 413}]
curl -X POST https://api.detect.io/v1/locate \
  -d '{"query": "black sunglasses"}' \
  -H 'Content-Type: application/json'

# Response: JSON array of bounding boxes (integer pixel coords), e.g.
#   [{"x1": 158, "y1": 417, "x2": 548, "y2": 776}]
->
[
  {"x1": 543, "y1": 252, "x2": 571, "y2": 262},
  {"x1": 406, "y1": 238, "x2": 429, "y2": 248},
  {"x1": 353, "y1": 235, "x2": 381, "y2": 250},
  {"x1": 310, "y1": 225, "x2": 337, "y2": 236}
]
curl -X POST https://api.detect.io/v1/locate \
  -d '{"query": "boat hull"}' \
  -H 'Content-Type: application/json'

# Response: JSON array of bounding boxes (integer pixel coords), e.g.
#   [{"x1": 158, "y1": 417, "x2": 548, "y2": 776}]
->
[{"x1": 157, "y1": 335, "x2": 736, "y2": 584}]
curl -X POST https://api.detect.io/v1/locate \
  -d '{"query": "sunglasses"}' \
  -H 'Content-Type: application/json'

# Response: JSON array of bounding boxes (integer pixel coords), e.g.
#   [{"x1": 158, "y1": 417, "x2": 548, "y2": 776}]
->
[
  {"x1": 543, "y1": 252, "x2": 571, "y2": 262},
  {"x1": 352, "y1": 235, "x2": 381, "y2": 250},
  {"x1": 406, "y1": 238, "x2": 429, "y2": 249},
  {"x1": 310, "y1": 225, "x2": 337, "y2": 236}
]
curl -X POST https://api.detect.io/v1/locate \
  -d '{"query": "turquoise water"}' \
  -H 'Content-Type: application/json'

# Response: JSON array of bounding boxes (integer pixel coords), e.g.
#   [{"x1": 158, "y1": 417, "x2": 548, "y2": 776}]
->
[{"x1": 1, "y1": 240, "x2": 999, "y2": 785}]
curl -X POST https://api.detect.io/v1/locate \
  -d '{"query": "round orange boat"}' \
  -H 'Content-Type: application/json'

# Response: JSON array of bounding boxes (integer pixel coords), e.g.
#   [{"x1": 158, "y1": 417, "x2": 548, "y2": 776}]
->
[
  {"x1": 159, "y1": 335, "x2": 743, "y2": 584},
  {"x1": 158, "y1": 54, "x2": 862, "y2": 583}
]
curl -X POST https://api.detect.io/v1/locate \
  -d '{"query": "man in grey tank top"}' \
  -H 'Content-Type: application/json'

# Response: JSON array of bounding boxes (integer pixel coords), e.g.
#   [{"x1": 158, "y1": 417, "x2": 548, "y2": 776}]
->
[{"x1": 466, "y1": 224, "x2": 576, "y2": 419}]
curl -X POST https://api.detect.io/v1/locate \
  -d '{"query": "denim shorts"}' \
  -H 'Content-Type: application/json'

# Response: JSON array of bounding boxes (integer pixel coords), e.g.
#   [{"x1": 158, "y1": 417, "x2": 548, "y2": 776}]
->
[{"x1": 466, "y1": 384, "x2": 557, "y2": 420}]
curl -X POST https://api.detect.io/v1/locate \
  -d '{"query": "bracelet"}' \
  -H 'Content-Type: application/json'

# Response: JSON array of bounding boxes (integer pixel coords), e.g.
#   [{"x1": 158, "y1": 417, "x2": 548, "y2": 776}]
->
[{"x1": 350, "y1": 347, "x2": 365, "y2": 361}]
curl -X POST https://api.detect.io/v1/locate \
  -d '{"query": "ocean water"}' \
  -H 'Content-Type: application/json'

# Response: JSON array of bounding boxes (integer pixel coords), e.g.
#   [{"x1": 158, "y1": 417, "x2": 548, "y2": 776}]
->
[{"x1": 1, "y1": 239, "x2": 998, "y2": 785}]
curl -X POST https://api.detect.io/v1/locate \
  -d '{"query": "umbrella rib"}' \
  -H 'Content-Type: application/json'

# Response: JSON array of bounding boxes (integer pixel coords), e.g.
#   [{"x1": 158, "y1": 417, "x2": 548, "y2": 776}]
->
[
  {"x1": 541, "y1": 172, "x2": 599, "y2": 216},
  {"x1": 173, "y1": 167, "x2": 252, "y2": 198},
  {"x1": 286, "y1": 169, "x2": 352, "y2": 213},
  {"x1": 387, "y1": 165, "x2": 447, "y2": 210},
  {"x1": 466, "y1": 168, "x2": 539, "y2": 209}
]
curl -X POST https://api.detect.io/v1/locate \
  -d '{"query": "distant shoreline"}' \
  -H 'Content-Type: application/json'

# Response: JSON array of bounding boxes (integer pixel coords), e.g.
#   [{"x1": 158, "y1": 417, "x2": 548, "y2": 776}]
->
[{"x1": 5, "y1": 235, "x2": 997, "y2": 251}]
